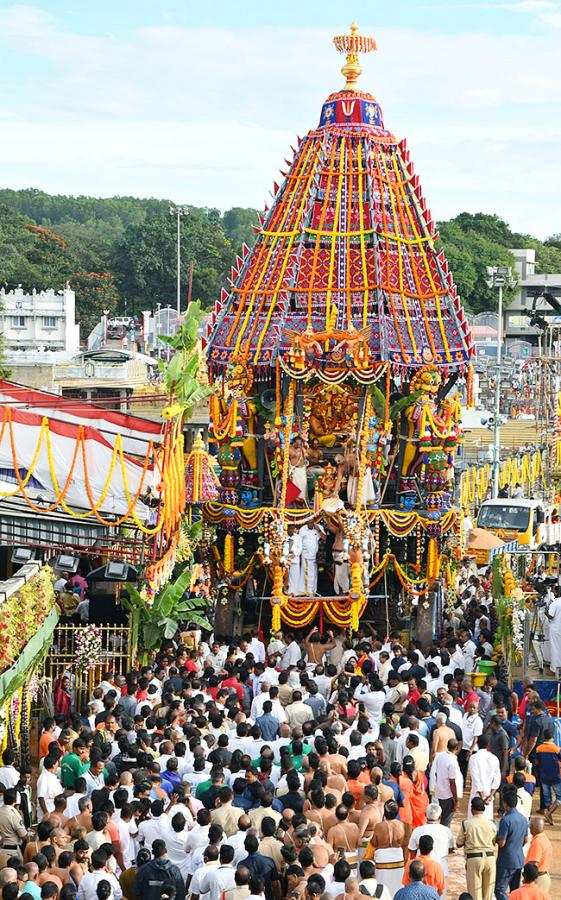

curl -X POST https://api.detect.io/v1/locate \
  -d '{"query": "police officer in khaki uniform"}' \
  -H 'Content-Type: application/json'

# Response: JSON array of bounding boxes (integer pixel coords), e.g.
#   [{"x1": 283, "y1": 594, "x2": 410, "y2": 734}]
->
[{"x1": 456, "y1": 796, "x2": 497, "y2": 900}]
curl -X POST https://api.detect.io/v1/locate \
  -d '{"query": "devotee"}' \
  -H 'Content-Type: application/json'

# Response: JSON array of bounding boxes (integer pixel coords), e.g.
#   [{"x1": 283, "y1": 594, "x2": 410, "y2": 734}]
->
[
  {"x1": 495, "y1": 789, "x2": 529, "y2": 900},
  {"x1": 393, "y1": 860, "x2": 440, "y2": 900},
  {"x1": 12, "y1": 568, "x2": 555, "y2": 900},
  {"x1": 299, "y1": 523, "x2": 323, "y2": 595},
  {"x1": 525, "y1": 817, "x2": 552, "y2": 896},
  {"x1": 466, "y1": 734, "x2": 501, "y2": 820},
  {"x1": 287, "y1": 525, "x2": 303, "y2": 596}
]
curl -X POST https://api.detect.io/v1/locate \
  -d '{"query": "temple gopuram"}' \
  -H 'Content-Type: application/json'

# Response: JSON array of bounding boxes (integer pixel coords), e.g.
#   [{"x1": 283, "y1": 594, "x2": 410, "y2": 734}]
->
[{"x1": 202, "y1": 24, "x2": 475, "y2": 635}]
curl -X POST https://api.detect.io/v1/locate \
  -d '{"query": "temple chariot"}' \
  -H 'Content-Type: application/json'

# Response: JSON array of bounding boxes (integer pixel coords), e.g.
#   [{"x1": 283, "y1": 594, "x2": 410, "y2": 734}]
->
[{"x1": 201, "y1": 25, "x2": 475, "y2": 635}]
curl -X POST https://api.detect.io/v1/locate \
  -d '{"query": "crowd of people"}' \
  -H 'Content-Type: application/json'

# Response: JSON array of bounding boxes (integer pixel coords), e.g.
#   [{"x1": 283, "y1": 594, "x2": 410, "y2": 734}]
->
[{"x1": 0, "y1": 586, "x2": 557, "y2": 900}]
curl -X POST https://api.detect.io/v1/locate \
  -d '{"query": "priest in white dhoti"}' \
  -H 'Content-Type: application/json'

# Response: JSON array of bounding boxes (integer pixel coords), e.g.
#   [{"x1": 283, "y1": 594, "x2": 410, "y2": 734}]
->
[
  {"x1": 299, "y1": 522, "x2": 322, "y2": 594},
  {"x1": 547, "y1": 592, "x2": 561, "y2": 677},
  {"x1": 467, "y1": 734, "x2": 501, "y2": 820},
  {"x1": 287, "y1": 525, "x2": 303, "y2": 595}
]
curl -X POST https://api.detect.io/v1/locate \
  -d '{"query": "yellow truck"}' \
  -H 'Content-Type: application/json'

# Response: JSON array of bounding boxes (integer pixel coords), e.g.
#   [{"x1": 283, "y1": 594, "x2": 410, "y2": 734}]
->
[{"x1": 474, "y1": 498, "x2": 560, "y2": 566}]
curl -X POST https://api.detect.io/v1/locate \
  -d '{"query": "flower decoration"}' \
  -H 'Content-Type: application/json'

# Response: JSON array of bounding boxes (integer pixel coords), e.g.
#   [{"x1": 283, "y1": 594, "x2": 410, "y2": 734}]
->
[{"x1": 74, "y1": 625, "x2": 102, "y2": 672}]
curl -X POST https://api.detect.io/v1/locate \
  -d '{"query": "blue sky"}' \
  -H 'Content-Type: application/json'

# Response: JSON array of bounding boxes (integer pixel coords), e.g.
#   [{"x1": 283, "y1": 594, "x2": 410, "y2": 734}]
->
[{"x1": 0, "y1": 1, "x2": 560, "y2": 238}]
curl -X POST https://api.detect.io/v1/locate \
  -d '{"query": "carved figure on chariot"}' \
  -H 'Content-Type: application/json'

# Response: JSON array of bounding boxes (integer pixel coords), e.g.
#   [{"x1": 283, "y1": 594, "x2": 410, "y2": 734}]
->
[{"x1": 199, "y1": 23, "x2": 475, "y2": 633}]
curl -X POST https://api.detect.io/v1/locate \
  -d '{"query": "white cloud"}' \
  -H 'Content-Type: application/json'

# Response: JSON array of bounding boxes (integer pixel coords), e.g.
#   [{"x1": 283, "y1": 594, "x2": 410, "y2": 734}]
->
[{"x1": 0, "y1": 7, "x2": 559, "y2": 237}]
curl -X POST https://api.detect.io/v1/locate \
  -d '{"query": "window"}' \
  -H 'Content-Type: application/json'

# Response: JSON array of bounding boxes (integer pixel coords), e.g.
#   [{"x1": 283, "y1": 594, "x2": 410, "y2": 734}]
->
[
  {"x1": 478, "y1": 504, "x2": 530, "y2": 532},
  {"x1": 11, "y1": 316, "x2": 25, "y2": 329},
  {"x1": 43, "y1": 316, "x2": 56, "y2": 329}
]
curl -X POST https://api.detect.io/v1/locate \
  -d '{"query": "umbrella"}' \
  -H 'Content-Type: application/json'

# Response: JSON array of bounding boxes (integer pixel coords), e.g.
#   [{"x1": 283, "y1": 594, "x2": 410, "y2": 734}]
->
[{"x1": 467, "y1": 527, "x2": 505, "y2": 551}]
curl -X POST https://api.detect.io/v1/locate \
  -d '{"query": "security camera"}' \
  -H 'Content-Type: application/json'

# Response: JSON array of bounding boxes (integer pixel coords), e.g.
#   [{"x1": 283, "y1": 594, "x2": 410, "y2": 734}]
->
[{"x1": 480, "y1": 415, "x2": 495, "y2": 427}]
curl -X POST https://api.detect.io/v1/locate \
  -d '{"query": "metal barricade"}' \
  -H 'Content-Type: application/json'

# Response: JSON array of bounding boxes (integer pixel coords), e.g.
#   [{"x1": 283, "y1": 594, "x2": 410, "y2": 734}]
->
[{"x1": 43, "y1": 622, "x2": 134, "y2": 710}]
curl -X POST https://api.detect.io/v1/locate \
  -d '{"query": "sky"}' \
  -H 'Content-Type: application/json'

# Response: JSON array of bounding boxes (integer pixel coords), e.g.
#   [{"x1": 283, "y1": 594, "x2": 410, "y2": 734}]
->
[{"x1": 0, "y1": 1, "x2": 560, "y2": 238}]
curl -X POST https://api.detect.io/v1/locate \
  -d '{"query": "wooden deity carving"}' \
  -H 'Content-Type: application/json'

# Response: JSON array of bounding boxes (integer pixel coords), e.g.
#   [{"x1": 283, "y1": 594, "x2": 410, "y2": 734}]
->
[
  {"x1": 398, "y1": 366, "x2": 462, "y2": 521},
  {"x1": 308, "y1": 385, "x2": 359, "y2": 448}
]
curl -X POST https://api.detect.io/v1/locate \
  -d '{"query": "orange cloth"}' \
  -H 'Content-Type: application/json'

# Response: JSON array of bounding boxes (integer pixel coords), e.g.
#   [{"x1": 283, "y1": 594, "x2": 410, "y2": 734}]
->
[
  {"x1": 398, "y1": 775, "x2": 413, "y2": 826},
  {"x1": 510, "y1": 885, "x2": 551, "y2": 900},
  {"x1": 507, "y1": 773, "x2": 536, "y2": 785},
  {"x1": 39, "y1": 731, "x2": 55, "y2": 759},
  {"x1": 403, "y1": 855, "x2": 445, "y2": 894},
  {"x1": 347, "y1": 779, "x2": 366, "y2": 804},
  {"x1": 408, "y1": 774, "x2": 429, "y2": 828},
  {"x1": 526, "y1": 833, "x2": 552, "y2": 874}
]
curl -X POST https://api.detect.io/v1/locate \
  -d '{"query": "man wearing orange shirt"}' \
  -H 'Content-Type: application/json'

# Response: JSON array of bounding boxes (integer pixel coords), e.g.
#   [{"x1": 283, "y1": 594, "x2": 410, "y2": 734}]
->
[
  {"x1": 402, "y1": 835, "x2": 445, "y2": 896},
  {"x1": 346, "y1": 760, "x2": 367, "y2": 805},
  {"x1": 525, "y1": 817, "x2": 552, "y2": 896},
  {"x1": 39, "y1": 719, "x2": 57, "y2": 760},
  {"x1": 510, "y1": 862, "x2": 552, "y2": 900}
]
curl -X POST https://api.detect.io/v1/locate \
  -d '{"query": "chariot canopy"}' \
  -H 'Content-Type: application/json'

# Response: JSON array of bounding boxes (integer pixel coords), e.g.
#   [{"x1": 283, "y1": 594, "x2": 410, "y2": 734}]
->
[{"x1": 206, "y1": 23, "x2": 474, "y2": 381}]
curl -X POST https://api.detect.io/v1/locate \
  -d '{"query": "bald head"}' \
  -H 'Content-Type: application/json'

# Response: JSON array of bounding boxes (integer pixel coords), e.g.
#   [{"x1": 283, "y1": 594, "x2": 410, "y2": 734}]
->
[
  {"x1": 530, "y1": 816, "x2": 544, "y2": 836},
  {"x1": 409, "y1": 860, "x2": 426, "y2": 882},
  {"x1": 0, "y1": 869, "x2": 17, "y2": 888},
  {"x1": 24, "y1": 864, "x2": 39, "y2": 882},
  {"x1": 342, "y1": 877, "x2": 361, "y2": 899}
]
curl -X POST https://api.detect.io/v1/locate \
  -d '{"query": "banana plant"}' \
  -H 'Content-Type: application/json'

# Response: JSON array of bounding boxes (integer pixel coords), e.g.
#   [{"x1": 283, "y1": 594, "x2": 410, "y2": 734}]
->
[
  {"x1": 122, "y1": 565, "x2": 213, "y2": 653},
  {"x1": 158, "y1": 300, "x2": 213, "y2": 417}
]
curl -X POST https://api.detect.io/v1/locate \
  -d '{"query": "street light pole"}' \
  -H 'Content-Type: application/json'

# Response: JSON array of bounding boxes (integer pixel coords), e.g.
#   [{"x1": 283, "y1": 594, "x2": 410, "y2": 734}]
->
[
  {"x1": 486, "y1": 265, "x2": 517, "y2": 498},
  {"x1": 492, "y1": 280, "x2": 503, "y2": 499},
  {"x1": 170, "y1": 205, "x2": 189, "y2": 317}
]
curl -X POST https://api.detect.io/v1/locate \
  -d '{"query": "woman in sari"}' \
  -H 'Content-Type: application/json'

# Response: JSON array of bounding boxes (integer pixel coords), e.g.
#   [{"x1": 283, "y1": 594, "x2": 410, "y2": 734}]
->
[
  {"x1": 53, "y1": 673, "x2": 72, "y2": 717},
  {"x1": 402, "y1": 755, "x2": 429, "y2": 828}
]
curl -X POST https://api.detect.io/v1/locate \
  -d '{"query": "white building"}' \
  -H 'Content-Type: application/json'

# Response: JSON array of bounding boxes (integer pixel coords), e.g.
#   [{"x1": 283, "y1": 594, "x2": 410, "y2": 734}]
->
[
  {"x1": 504, "y1": 249, "x2": 561, "y2": 347},
  {"x1": 0, "y1": 285, "x2": 80, "y2": 352}
]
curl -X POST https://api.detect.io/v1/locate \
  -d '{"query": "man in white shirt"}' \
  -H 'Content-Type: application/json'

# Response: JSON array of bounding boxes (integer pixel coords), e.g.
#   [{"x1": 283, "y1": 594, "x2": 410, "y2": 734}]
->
[
  {"x1": 83, "y1": 760, "x2": 106, "y2": 797},
  {"x1": 397, "y1": 719, "x2": 430, "y2": 764},
  {"x1": 189, "y1": 846, "x2": 221, "y2": 898},
  {"x1": 299, "y1": 523, "x2": 322, "y2": 594},
  {"x1": 460, "y1": 701, "x2": 484, "y2": 777},
  {"x1": 250, "y1": 685, "x2": 286, "y2": 722},
  {"x1": 197, "y1": 844, "x2": 237, "y2": 900},
  {"x1": 280, "y1": 636, "x2": 302, "y2": 670},
  {"x1": 287, "y1": 525, "x2": 303, "y2": 595},
  {"x1": 267, "y1": 632, "x2": 286, "y2": 658},
  {"x1": 408, "y1": 803, "x2": 455, "y2": 885},
  {"x1": 0, "y1": 750, "x2": 20, "y2": 790},
  {"x1": 247, "y1": 633, "x2": 266, "y2": 664},
  {"x1": 314, "y1": 665, "x2": 333, "y2": 700},
  {"x1": 78, "y1": 848, "x2": 123, "y2": 900},
  {"x1": 163, "y1": 811, "x2": 191, "y2": 879},
  {"x1": 36, "y1": 755, "x2": 63, "y2": 819},
  {"x1": 137, "y1": 801, "x2": 167, "y2": 848},
  {"x1": 430, "y1": 739, "x2": 462, "y2": 827},
  {"x1": 467, "y1": 734, "x2": 501, "y2": 820},
  {"x1": 353, "y1": 679, "x2": 386, "y2": 724}
]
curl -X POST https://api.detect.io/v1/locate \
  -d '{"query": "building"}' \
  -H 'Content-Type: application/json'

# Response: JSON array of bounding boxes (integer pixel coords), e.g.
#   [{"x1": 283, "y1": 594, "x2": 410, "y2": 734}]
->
[
  {"x1": 504, "y1": 249, "x2": 561, "y2": 347},
  {"x1": 0, "y1": 285, "x2": 80, "y2": 352}
]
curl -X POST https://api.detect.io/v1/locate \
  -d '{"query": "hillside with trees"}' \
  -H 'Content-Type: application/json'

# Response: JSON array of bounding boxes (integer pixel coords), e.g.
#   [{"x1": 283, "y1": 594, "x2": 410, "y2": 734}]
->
[{"x1": 0, "y1": 189, "x2": 560, "y2": 332}]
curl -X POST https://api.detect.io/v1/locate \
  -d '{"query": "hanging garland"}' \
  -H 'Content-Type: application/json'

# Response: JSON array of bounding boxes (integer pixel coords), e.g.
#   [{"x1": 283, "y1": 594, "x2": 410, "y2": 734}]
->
[
  {"x1": 0, "y1": 407, "x2": 185, "y2": 537},
  {"x1": 460, "y1": 449, "x2": 547, "y2": 509}
]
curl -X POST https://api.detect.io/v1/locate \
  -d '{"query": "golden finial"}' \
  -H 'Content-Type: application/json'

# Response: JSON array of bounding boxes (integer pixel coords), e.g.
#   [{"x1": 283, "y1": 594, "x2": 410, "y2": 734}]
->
[{"x1": 333, "y1": 22, "x2": 377, "y2": 91}]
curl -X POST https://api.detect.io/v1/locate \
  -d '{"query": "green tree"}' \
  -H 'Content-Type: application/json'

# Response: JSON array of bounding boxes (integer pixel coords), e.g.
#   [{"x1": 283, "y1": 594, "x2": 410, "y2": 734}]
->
[
  {"x1": 222, "y1": 207, "x2": 259, "y2": 254},
  {"x1": 437, "y1": 218, "x2": 517, "y2": 314},
  {"x1": 114, "y1": 207, "x2": 232, "y2": 309}
]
